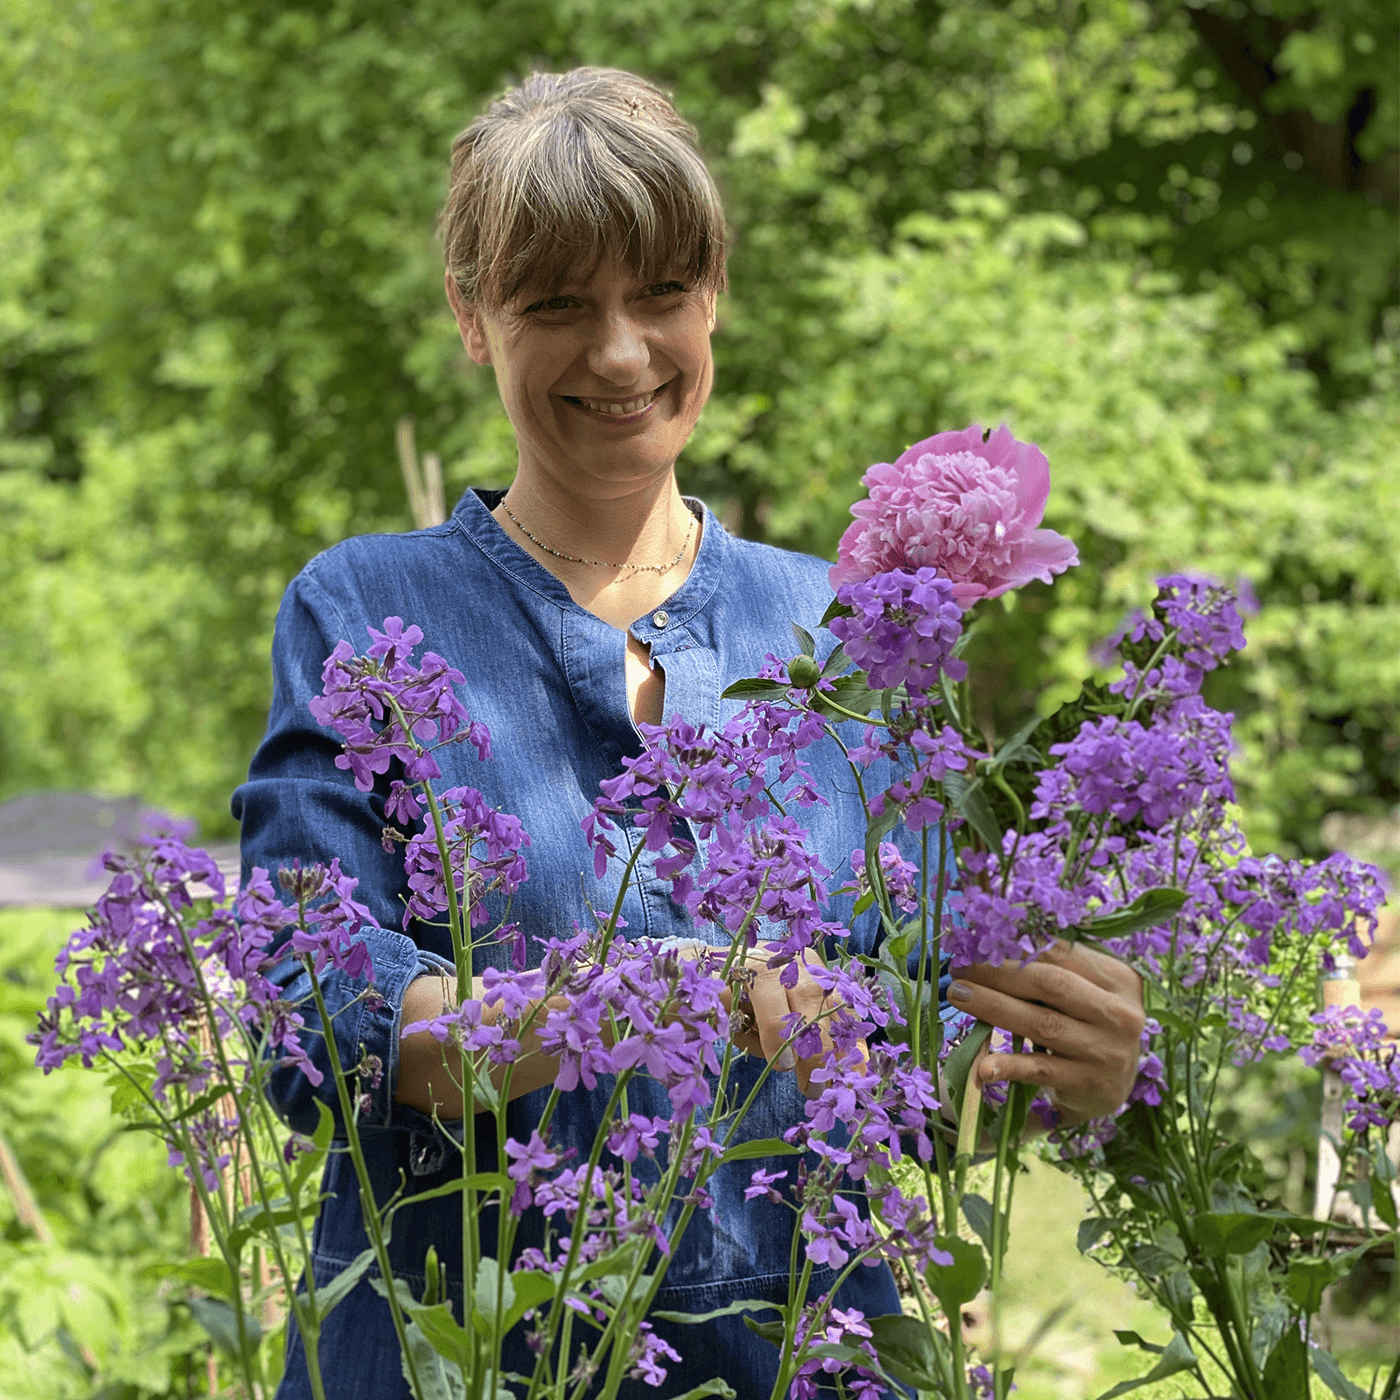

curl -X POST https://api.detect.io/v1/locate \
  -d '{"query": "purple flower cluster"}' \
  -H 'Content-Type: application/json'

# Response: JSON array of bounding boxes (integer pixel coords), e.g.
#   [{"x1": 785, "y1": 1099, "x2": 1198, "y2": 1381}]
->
[
  {"x1": 790, "y1": 1305, "x2": 885, "y2": 1400},
  {"x1": 838, "y1": 841, "x2": 921, "y2": 913},
  {"x1": 1302, "y1": 1005, "x2": 1400, "y2": 1132},
  {"x1": 828, "y1": 568, "x2": 966, "y2": 695},
  {"x1": 399, "y1": 785, "x2": 530, "y2": 928},
  {"x1": 793, "y1": 1044, "x2": 943, "y2": 1179},
  {"x1": 404, "y1": 933, "x2": 730, "y2": 1122},
  {"x1": 309, "y1": 616, "x2": 491, "y2": 791},
  {"x1": 1033, "y1": 701, "x2": 1234, "y2": 834},
  {"x1": 584, "y1": 709, "x2": 844, "y2": 964},
  {"x1": 1113, "y1": 573, "x2": 1248, "y2": 699},
  {"x1": 854, "y1": 721, "x2": 978, "y2": 833},
  {"x1": 280, "y1": 859, "x2": 379, "y2": 980},
  {"x1": 29, "y1": 840, "x2": 355, "y2": 1188}
]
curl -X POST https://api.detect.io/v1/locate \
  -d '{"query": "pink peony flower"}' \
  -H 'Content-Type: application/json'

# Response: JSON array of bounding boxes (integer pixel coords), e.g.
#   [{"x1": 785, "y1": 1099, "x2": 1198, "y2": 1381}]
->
[{"x1": 829, "y1": 423, "x2": 1079, "y2": 603}]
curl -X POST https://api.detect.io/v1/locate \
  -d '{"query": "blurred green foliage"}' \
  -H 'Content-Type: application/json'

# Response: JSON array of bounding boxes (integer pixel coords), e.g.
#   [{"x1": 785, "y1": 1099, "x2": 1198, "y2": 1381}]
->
[
  {"x1": 0, "y1": 909, "x2": 205, "y2": 1397},
  {"x1": 0, "y1": 0, "x2": 1395, "y2": 846}
]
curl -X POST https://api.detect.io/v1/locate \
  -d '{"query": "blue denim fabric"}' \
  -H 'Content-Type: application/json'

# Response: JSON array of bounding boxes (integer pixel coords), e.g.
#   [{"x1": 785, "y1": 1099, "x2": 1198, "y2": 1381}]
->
[{"x1": 233, "y1": 488, "x2": 953, "y2": 1399}]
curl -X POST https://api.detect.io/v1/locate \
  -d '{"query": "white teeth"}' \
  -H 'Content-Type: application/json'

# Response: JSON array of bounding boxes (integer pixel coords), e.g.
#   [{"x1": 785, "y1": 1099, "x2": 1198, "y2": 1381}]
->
[{"x1": 579, "y1": 391, "x2": 656, "y2": 415}]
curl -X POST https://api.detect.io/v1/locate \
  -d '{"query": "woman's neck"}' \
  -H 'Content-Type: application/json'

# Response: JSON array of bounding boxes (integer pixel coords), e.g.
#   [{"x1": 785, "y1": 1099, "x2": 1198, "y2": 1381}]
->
[{"x1": 492, "y1": 475, "x2": 701, "y2": 629}]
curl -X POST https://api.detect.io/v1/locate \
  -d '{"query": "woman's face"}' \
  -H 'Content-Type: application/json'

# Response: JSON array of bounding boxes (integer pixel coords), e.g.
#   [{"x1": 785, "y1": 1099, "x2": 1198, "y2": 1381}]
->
[{"x1": 453, "y1": 257, "x2": 716, "y2": 504}]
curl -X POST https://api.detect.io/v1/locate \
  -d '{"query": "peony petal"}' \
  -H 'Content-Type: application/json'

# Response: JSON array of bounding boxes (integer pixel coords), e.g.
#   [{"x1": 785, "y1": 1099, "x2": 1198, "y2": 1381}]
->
[
  {"x1": 980, "y1": 528, "x2": 1079, "y2": 597},
  {"x1": 891, "y1": 424, "x2": 985, "y2": 470},
  {"x1": 982, "y1": 424, "x2": 1050, "y2": 521}
]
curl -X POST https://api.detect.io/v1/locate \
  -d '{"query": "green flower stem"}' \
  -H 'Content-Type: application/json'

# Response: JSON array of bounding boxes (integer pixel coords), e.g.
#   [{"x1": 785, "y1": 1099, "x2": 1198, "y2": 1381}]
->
[
  {"x1": 111, "y1": 1055, "x2": 271, "y2": 1400},
  {"x1": 989, "y1": 1070, "x2": 1026, "y2": 1400},
  {"x1": 307, "y1": 974, "x2": 425, "y2": 1400},
  {"x1": 162, "y1": 889, "x2": 328, "y2": 1400}
]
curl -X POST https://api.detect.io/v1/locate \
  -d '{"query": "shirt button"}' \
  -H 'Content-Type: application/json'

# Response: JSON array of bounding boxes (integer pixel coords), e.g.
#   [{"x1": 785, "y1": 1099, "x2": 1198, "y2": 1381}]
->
[{"x1": 652, "y1": 610, "x2": 669, "y2": 629}]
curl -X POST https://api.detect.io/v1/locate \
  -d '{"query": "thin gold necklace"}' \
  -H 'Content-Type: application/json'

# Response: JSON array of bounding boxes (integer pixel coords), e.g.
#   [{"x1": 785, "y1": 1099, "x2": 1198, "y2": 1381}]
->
[{"x1": 502, "y1": 501, "x2": 695, "y2": 576}]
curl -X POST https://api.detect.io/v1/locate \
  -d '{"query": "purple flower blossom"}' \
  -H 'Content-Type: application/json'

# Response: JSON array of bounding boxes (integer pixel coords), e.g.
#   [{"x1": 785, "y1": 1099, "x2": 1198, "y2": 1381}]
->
[
  {"x1": 744, "y1": 1168, "x2": 789, "y2": 1202},
  {"x1": 400, "y1": 785, "x2": 530, "y2": 928},
  {"x1": 627, "y1": 1324, "x2": 682, "y2": 1386},
  {"x1": 1303, "y1": 1006, "x2": 1400, "y2": 1133},
  {"x1": 310, "y1": 618, "x2": 489, "y2": 792},
  {"x1": 829, "y1": 568, "x2": 967, "y2": 694}
]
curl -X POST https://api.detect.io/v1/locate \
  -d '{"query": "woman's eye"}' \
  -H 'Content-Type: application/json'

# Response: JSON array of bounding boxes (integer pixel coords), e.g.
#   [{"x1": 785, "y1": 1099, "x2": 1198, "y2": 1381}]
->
[{"x1": 523, "y1": 296, "x2": 576, "y2": 314}]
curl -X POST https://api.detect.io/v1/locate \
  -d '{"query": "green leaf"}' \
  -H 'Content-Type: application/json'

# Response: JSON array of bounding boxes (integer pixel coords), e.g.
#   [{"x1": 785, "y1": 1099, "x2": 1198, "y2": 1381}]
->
[
  {"x1": 1074, "y1": 888, "x2": 1187, "y2": 941},
  {"x1": 1308, "y1": 1344, "x2": 1372, "y2": 1400},
  {"x1": 187, "y1": 1297, "x2": 263, "y2": 1356},
  {"x1": 105, "y1": 1065, "x2": 155, "y2": 1116},
  {"x1": 1192, "y1": 1212, "x2": 1275, "y2": 1258},
  {"x1": 409, "y1": 1301, "x2": 473, "y2": 1366},
  {"x1": 1093, "y1": 1332, "x2": 1196, "y2": 1399},
  {"x1": 315, "y1": 1247, "x2": 375, "y2": 1322},
  {"x1": 1078, "y1": 1218, "x2": 1114, "y2": 1254},
  {"x1": 669, "y1": 1384, "x2": 738, "y2": 1400},
  {"x1": 399, "y1": 1317, "x2": 467, "y2": 1400},
  {"x1": 140, "y1": 1255, "x2": 236, "y2": 1298},
  {"x1": 852, "y1": 889, "x2": 875, "y2": 915},
  {"x1": 820, "y1": 642, "x2": 849, "y2": 677},
  {"x1": 385, "y1": 1172, "x2": 509, "y2": 1223},
  {"x1": 944, "y1": 771, "x2": 1003, "y2": 851},
  {"x1": 228, "y1": 1197, "x2": 322, "y2": 1255},
  {"x1": 944, "y1": 1022, "x2": 993, "y2": 1121},
  {"x1": 1113, "y1": 1330, "x2": 1165, "y2": 1355},
  {"x1": 864, "y1": 1312, "x2": 948, "y2": 1390},
  {"x1": 989, "y1": 714, "x2": 1044, "y2": 770},
  {"x1": 652, "y1": 1299, "x2": 784, "y2": 1326},
  {"x1": 289, "y1": 1101, "x2": 335, "y2": 1195},
  {"x1": 791, "y1": 622, "x2": 816, "y2": 656},
  {"x1": 961, "y1": 1193, "x2": 995, "y2": 1253},
  {"x1": 1370, "y1": 1151, "x2": 1399, "y2": 1227},
  {"x1": 714, "y1": 1137, "x2": 801, "y2": 1163},
  {"x1": 1261, "y1": 1325, "x2": 1307, "y2": 1400},
  {"x1": 721, "y1": 678, "x2": 793, "y2": 700},
  {"x1": 815, "y1": 674, "x2": 881, "y2": 719},
  {"x1": 743, "y1": 1315, "x2": 788, "y2": 1345},
  {"x1": 924, "y1": 1236, "x2": 986, "y2": 1314},
  {"x1": 471, "y1": 1257, "x2": 513, "y2": 1337},
  {"x1": 818, "y1": 596, "x2": 854, "y2": 629},
  {"x1": 1285, "y1": 1257, "x2": 1338, "y2": 1314},
  {"x1": 500, "y1": 1270, "x2": 555, "y2": 1333}
]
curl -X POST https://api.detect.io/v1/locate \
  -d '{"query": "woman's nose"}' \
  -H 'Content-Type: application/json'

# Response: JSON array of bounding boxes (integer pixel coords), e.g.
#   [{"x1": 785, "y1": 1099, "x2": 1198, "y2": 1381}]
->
[{"x1": 586, "y1": 311, "x2": 649, "y2": 384}]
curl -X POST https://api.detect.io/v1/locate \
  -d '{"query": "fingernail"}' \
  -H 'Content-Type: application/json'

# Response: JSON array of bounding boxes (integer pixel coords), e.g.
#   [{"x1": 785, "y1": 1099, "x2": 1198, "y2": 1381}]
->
[
  {"x1": 776, "y1": 1047, "x2": 796, "y2": 1072},
  {"x1": 948, "y1": 981, "x2": 974, "y2": 1003}
]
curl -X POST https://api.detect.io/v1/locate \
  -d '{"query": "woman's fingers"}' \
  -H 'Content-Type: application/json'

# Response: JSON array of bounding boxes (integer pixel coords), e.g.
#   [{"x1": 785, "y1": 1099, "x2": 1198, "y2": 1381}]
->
[
  {"x1": 955, "y1": 941, "x2": 1144, "y2": 1035},
  {"x1": 736, "y1": 947, "x2": 865, "y2": 1095},
  {"x1": 947, "y1": 975, "x2": 1104, "y2": 1060},
  {"x1": 949, "y1": 941, "x2": 1146, "y2": 1121},
  {"x1": 743, "y1": 963, "x2": 796, "y2": 1071}
]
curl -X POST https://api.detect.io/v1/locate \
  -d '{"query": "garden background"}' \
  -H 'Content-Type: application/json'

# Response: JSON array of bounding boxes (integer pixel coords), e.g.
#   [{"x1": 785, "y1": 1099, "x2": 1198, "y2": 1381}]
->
[{"x1": 0, "y1": 0, "x2": 1396, "y2": 1395}]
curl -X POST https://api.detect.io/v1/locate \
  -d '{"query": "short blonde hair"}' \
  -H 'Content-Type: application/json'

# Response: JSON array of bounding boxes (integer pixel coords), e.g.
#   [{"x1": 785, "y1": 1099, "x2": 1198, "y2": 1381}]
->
[{"x1": 440, "y1": 68, "x2": 727, "y2": 311}]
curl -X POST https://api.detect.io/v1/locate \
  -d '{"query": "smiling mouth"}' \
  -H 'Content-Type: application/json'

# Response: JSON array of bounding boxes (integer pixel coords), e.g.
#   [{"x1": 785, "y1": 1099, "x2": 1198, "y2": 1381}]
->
[{"x1": 561, "y1": 385, "x2": 666, "y2": 419}]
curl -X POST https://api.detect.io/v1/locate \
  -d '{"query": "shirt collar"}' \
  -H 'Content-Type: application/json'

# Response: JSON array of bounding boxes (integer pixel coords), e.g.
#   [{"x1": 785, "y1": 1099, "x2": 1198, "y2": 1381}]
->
[{"x1": 451, "y1": 486, "x2": 725, "y2": 635}]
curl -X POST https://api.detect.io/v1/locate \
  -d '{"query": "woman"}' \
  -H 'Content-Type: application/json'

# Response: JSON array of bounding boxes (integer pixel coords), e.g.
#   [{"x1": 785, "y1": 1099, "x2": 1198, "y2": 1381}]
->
[{"x1": 234, "y1": 67, "x2": 1145, "y2": 1399}]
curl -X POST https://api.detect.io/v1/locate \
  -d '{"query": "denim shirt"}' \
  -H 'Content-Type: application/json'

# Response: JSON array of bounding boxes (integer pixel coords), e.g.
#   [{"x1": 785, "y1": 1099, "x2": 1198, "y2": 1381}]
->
[{"x1": 233, "y1": 488, "x2": 941, "y2": 1399}]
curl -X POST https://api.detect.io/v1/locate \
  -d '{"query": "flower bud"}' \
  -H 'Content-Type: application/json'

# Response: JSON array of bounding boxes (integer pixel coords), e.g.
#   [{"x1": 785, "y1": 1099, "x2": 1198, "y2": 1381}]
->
[{"x1": 788, "y1": 654, "x2": 822, "y2": 688}]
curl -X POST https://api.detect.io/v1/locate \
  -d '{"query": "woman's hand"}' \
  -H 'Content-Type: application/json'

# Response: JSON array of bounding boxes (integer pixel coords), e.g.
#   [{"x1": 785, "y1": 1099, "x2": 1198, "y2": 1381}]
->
[
  {"x1": 947, "y1": 939, "x2": 1146, "y2": 1124},
  {"x1": 718, "y1": 944, "x2": 866, "y2": 1098}
]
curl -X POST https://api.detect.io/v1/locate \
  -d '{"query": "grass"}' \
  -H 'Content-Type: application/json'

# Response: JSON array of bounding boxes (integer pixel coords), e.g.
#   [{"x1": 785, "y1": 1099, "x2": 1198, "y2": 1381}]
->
[{"x1": 964, "y1": 1153, "x2": 1398, "y2": 1399}]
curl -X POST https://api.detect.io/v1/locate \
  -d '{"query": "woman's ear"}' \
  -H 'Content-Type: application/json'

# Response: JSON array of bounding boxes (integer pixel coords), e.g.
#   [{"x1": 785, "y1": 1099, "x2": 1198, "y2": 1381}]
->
[{"x1": 445, "y1": 272, "x2": 492, "y2": 366}]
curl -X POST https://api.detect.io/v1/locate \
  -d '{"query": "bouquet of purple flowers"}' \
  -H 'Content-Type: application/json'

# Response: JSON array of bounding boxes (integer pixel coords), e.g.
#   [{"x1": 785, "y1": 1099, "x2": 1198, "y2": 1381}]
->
[{"x1": 34, "y1": 425, "x2": 1394, "y2": 1400}]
